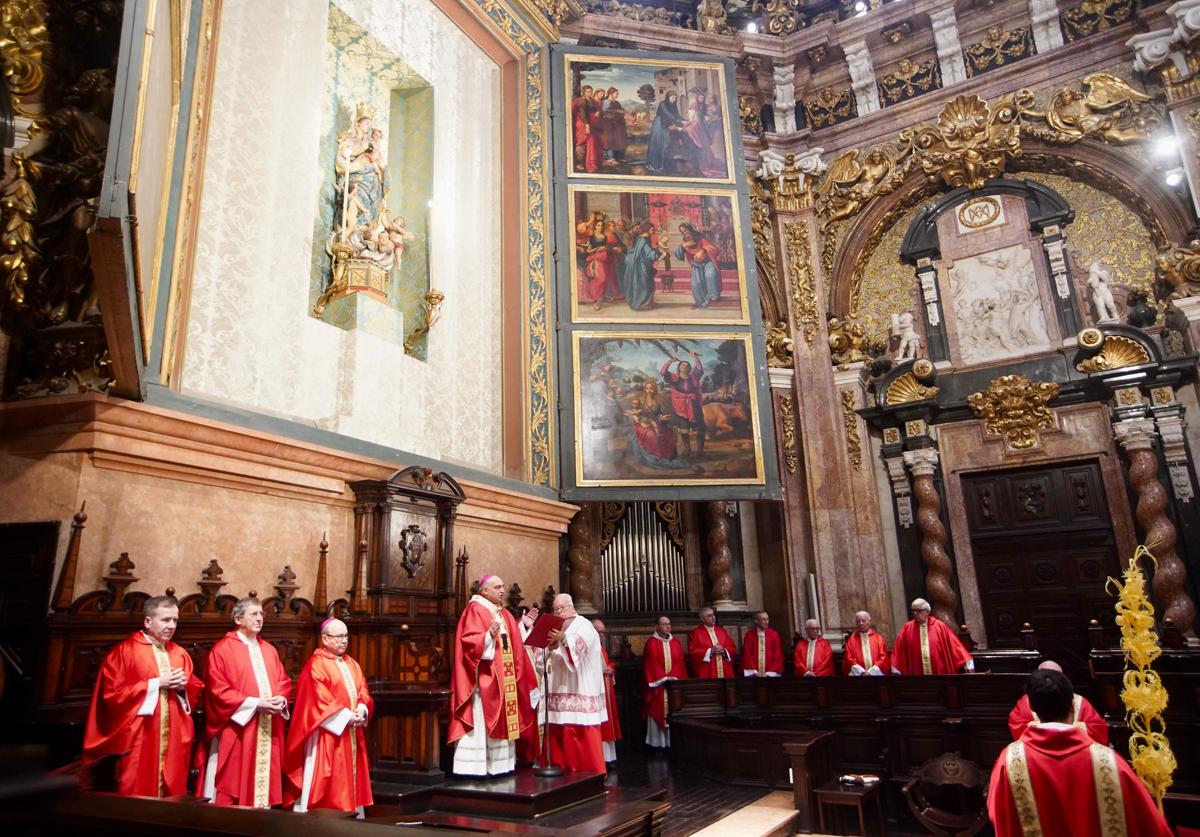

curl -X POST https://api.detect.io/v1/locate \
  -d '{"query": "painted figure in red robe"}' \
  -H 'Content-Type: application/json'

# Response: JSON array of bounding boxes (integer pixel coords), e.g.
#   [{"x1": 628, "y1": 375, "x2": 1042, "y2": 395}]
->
[
  {"x1": 988, "y1": 668, "x2": 1171, "y2": 837},
  {"x1": 793, "y1": 618, "x2": 835, "y2": 677},
  {"x1": 1008, "y1": 660, "x2": 1108, "y2": 744},
  {"x1": 284, "y1": 618, "x2": 373, "y2": 815},
  {"x1": 891, "y1": 598, "x2": 974, "y2": 675},
  {"x1": 198, "y1": 596, "x2": 292, "y2": 808},
  {"x1": 739, "y1": 611, "x2": 783, "y2": 677},
  {"x1": 83, "y1": 595, "x2": 202, "y2": 797}
]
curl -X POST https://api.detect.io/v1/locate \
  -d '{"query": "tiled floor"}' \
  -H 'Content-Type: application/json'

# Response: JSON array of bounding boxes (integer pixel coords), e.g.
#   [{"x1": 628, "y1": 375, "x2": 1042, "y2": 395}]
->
[{"x1": 604, "y1": 747, "x2": 774, "y2": 837}]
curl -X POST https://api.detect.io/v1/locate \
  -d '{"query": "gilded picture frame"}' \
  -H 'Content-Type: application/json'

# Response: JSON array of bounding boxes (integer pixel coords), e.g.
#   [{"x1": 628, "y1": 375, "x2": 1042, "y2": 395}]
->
[{"x1": 567, "y1": 184, "x2": 751, "y2": 325}]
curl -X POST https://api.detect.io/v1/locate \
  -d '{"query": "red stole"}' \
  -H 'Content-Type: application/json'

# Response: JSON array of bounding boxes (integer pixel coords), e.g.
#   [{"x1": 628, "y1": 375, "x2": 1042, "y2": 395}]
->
[
  {"x1": 1008, "y1": 693, "x2": 1109, "y2": 745},
  {"x1": 893, "y1": 617, "x2": 972, "y2": 675},
  {"x1": 642, "y1": 635, "x2": 686, "y2": 727},
  {"x1": 282, "y1": 650, "x2": 374, "y2": 812},
  {"x1": 447, "y1": 599, "x2": 536, "y2": 744},
  {"x1": 687, "y1": 625, "x2": 735, "y2": 678},
  {"x1": 599, "y1": 648, "x2": 622, "y2": 743},
  {"x1": 199, "y1": 631, "x2": 292, "y2": 807},
  {"x1": 987, "y1": 725, "x2": 1172, "y2": 837},
  {"x1": 739, "y1": 627, "x2": 784, "y2": 675},
  {"x1": 841, "y1": 629, "x2": 890, "y2": 674},
  {"x1": 793, "y1": 637, "x2": 835, "y2": 677},
  {"x1": 83, "y1": 632, "x2": 202, "y2": 797}
]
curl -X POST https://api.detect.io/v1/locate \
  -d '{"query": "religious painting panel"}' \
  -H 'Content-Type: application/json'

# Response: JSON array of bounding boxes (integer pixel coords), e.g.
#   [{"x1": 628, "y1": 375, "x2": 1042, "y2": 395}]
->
[
  {"x1": 562, "y1": 54, "x2": 734, "y2": 183},
  {"x1": 568, "y1": 185, "x2": 750, "y2": 324},
  {"x1": 571, "y1": 332, "x2": 765, "y2": 487}
]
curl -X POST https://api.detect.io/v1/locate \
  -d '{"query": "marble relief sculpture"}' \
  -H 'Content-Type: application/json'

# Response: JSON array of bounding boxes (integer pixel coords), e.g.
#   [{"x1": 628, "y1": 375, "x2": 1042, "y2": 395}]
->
[
  {"x1": 949, "y1": 244, "x2": 1051, "y2": 365},
  {"x1": 1087, "y1": 261, "x2": 1121, "y2": 323}
]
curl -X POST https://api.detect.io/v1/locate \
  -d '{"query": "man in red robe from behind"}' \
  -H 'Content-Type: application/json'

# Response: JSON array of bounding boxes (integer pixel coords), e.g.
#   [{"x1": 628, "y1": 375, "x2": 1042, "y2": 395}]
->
[
  {"x1": 687, "y1": 607, "x2": 735, "y2": 678},
  {"x1": 593, "y1": 619, "x2": 622, "y2": 764},
  {"x1": 988, "y1": 668, "x2": 1171, "y2": 837},
  {"x1": 643, "y1": 615, "x2": 687, "y2": 748},
  {"x1": 892, "y1": 598, "x2": 974, "y2": 675},
  {"x1": 83, "y1": 595, "x2": 202, "y2": 797},
  {"x1": 793, "y1": 618, "x2": 835, "y2": 677},
  {"x1": 1008, "y1": 660, "x2": 1108, "y2": 744},
  {"x1": 842, "y1": 610, "x2": 890, "y2": 676},
  {"x1": 284, "y1": 618, "x2": 373, "y2": 815},
  {"x1": 448, "y1": 574, "x2": 538, "y2": 776},
  {"x1": 739, "y1": 610, "x2": 783, "y2": 677},
  {"x1": 199, "y1": 596, "x2": 292, "y2": 807}
]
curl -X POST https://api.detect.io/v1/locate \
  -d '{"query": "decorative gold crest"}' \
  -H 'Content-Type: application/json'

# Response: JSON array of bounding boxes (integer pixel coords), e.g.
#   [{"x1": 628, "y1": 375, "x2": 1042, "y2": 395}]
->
[
  {"x1": 1076, "y1": 334, "x2": 1152, "y2": 373},
  {"x1": 885, "y1": 372, "x2": 939, "y2": 406},
  {"x1": 901, "y1": 94, "x2": 1022, "y2": 191},
  {"x1": 967, "y1": 374, "x2": 1059, "y2": 449},
  {"x1": 957, "y1": 196, "x2": 1002, "y2": 229}
]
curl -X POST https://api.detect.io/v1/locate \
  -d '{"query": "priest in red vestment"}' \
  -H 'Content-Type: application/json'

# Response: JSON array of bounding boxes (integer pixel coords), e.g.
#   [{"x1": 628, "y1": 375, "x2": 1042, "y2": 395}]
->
[
  {"x1": 687, "y1": 607, "x2": 735, "y2": 678},
  {"x1": 739, "y1": 611, "x2": 783, "y2": 677},
  {"x1": 988, "y1": 669, "x2": 1171, "y2": 837},
  {"x1": 593, "y1": 619, "x2": 622, "y2": 764},
  {"x1": 199, "y1": 597, "x2": 292, "y2": 808},
  {"x1": 793, "y1": 618, "x2": 835, "y2": 677},
  {"x1": 544, "y1": 594, "x2": 607, "y2": 774},
  {"x1": 83, "y1": 596, "x2": 202, "y2": 797},
  {"x1": 283, "y1": 619, "x2": 373, "y2": 815},
  {"x1": 643, "y1": 616, "x2": 687, "y2": 748},
  {"x1": 842, "y1": 611, "x2": 890, "y2": 676},
  {"x1": 892, "y1": 598, "x2": 974, "y2": 675},
  {"x1": 1008, "y1": 661, "x2": 1108, "y2": 744},
  {"x1": 448, "y1": 574, "x2": 538, "y2": 776}
]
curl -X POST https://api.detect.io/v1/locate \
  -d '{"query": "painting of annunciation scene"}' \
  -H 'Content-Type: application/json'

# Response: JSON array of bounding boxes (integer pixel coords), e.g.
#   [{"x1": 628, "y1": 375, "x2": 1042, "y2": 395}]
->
[
  {"x1": 571, "y1": 187, "x2": 748, "y2": 323},
  {"x1": 309, "y1": 6, "x2": 435, "y2": 357},
  {"x1": 574, "y1": 334, "x2": 764, "y2": 486},
  {"x1": 566, "y1": 55, "x2": 733, "y2": 182}
]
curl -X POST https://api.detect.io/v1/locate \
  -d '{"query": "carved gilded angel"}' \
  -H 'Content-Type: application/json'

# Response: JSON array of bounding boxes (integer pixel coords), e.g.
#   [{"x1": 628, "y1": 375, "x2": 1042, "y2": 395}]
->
[
  {"x1": 816, "y1": 148, "x2": 894, "y2": 223},
  {"x1": 1156, "y1": 240, "x2": 1200, "y2": 300},
  {"x1": 1041, "y1": 72, "x2": 1156, "y2": 143}
]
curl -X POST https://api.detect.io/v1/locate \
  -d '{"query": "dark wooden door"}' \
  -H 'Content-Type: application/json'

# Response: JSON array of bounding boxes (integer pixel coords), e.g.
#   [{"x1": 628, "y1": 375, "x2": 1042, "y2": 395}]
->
[
  {"x1": 962, "y1": 462, "x2": 1121, "y2": 681},
  {"x1": 0, "y1": 522, "x2": 59, "y2": 717}
]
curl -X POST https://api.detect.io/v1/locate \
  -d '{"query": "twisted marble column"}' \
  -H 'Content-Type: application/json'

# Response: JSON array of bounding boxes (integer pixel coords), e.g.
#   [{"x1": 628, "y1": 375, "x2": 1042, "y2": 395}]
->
[
  {"x1": 704, "y1": 500, "x2": 734, "y2": 605},
  {"x1": 567, "y1": 503, "x2": 598, "y2": 613},
  {"x1": 1114, "y1": 418, "x2": 1197, "y2": 637},
  {"x1": 903, "y1": 447, "x2": 958, "y2": 625}
]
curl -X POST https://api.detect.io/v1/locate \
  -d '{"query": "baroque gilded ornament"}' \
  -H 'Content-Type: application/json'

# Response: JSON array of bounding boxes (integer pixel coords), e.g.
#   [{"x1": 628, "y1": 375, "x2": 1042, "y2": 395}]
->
[
  {"x1": 901, "y1": 94, "x2": 1021, "y2": 191},
  {"x1": 1075, "y1": 330, "x2": 1152, "y2": 373},
  {"x1": 1156, "y1": 240, "x2": 1200, "y2": 300},
  {"x1": 967, "y1": 374, "x2": 1060, "y2": 449},
  {"x1": 841, "y1": 389, "x2": 863, "y2": 469},
  {"x1": 884, "y1": 371, "x2": 939, "y2": 406},
  {"x1": 778, "y1": 395, "x2": 798, "y2": 474},
  {"x1": 784, "y1": 222, "x2": 819, "y2": 344}
]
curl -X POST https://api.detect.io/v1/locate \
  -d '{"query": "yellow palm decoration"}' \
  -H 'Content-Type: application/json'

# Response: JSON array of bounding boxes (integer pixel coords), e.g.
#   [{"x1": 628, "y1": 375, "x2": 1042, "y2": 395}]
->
[{"x1": 1107, "y1": 545, "x2": 1176, "y2": 810}]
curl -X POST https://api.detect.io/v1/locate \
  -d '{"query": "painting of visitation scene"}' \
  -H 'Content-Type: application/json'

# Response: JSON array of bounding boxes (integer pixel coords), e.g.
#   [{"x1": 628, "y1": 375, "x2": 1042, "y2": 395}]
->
[
  {"x1": 569, "y1": 187, "x2": 749, "y2": 324},
  {"x1": 574, "y1": 333, "x2": 764, "y2": 487},
  {"x1": 565, "y1": 55, "x2": 733, "y2": 181}
]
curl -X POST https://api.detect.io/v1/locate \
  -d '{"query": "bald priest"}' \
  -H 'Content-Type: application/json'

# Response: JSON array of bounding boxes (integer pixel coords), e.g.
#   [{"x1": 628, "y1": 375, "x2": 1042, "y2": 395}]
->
[
  {"x1": 449, "y1": 574, "x2": 539, "y2": 776},
  {"x1": 891, "y1": 598, "x2": 974, "y2": 675}
]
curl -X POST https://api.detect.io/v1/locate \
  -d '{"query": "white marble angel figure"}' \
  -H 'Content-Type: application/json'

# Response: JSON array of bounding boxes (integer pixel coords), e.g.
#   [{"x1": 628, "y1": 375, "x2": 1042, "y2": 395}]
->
[
  {"x1": 1087, "y1": 261, "x2": 1120, "y2": 323},
  {"x1": 890, "y1": 311, "x2": 921, "y2": 360}
]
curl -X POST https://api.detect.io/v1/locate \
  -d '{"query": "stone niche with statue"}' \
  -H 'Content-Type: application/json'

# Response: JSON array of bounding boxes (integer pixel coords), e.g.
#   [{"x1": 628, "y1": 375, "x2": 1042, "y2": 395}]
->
[{"x1": 900, "y1": 179, "x2": 1089, "y2": 369}]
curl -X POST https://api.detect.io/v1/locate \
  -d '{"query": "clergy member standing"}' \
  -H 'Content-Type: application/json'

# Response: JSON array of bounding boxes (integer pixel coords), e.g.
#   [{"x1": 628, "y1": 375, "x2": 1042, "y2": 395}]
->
[
  {"x1": 843, "y1": 611, "x2": 890, "y2": 676},
  {"x1": 739, "y1": 611, "x2": 783, "y2": 677},
  {"x1": 1008, "y1": 660, "x2": 1108, "y2": 744},
  {"x1": 987, "y1": 669, "x2": 1171, "y2": 837},
  {"x1": 593, "y1": 619, "x2": 622, "y2": 764},
  {"x1": 83, "y1": 595, "x2": 202, "y2": 797},
  {"x1": 544, "y1": 594, "x2": 607, "y2": 774},
  {"x1": 448, "y1": 574, "x2": 538, "y2": 776},
  {"x1": 687, "y1": 607, "x2": 735, "y2": 678},
  {"x1": 892, "y1": 598, "x2": 974, "y2": 675},
  {"x1": 284, "y1": 618, "x2": 373, "y2": 815},
  {"x1": 643, "y1": 616, "x2": 686, "y2": 748},
  {"x1": 200, "y1": 597, "x2": 292, "y2": 807},
  {"x1": 793, "y1": 618, "x2": 835, "y2": 677}
]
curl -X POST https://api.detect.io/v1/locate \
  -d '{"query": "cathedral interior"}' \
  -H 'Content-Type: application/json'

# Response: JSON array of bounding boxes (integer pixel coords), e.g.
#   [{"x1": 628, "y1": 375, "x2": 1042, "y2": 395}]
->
[{"x1": 2, "y1": 0, "x2": 1200, "y2": 833}]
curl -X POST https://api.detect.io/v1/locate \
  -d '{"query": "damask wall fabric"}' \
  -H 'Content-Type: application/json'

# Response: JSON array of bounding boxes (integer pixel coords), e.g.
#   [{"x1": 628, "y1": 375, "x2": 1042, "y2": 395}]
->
[{"x1": 182, "y1": 0, "x2": 504, "y2": 474}]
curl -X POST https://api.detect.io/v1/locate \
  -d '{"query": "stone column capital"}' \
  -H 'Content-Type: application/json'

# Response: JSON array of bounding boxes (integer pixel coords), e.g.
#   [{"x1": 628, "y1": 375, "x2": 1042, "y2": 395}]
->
[
  {"x1": 756, "y1": 148, "x2": 827, "y2": 213},
  {"x1": 903, "y1": 446, "x2": 939, "y2": 477},
  {"x1": 1113, "y1": 417, "x2": 1158, "y2": 452}
]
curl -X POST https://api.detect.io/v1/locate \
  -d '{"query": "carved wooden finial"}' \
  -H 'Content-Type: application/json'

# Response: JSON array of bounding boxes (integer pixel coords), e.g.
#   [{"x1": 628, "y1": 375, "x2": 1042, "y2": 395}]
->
[
  {"x1": 314, "y1": 534, "x2": 329, "y2": 613},
  {"x1": 74, "y1": 501, "x2": 88, "y2": 525},
  {"x1": 275, "y1": 565, "x2": 299, "y2": 613},
  {"x1": 166, "y1": 587, "x2": 176, "y2": 598},
  {"x1": 197, "y1": 559, "x2": 227, "y2": 613},
  {"x1": 249, "y1": 589, "x2": 258, "y2": 599},
  {"x1": 53, "y1": 500, "x2": 90, "y2": 611},
  {"x1": 320, "y1": 531, "x2": 329, "y2": 550},
  {"x1": 101, "y1": 553, "x2": 139, "y2": 611}
]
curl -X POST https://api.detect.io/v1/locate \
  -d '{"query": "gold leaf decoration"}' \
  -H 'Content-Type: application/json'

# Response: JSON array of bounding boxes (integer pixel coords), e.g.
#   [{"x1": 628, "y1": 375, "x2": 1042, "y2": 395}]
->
[
  {"x1": 966, "y1": 374, "x2": 1059, "y2": 449},
  {"x1": 653, "y1": 501, "x2": 684, "y2": 548},
  {"x1": 841, "y1": 389, "x2": 862, "y2": 469},
  {"x1": 599, "y1": 502, "x2": 626, "y2": 551},
  {"x1": 785, "y1": 222, "x2": 819, "y2": 344},
  {"x1": 902, "y1": 93, "x2": 1022, "y2": 191},
  {"x1": 779, "y1": 395, "x2": 798, "y2": 474},
  {"x1": 885, "y1": 372, "x2": 939, "y2": 406},
  {"x1": 1076, "y1": 335, "x2": 1152, "y2": 373}
]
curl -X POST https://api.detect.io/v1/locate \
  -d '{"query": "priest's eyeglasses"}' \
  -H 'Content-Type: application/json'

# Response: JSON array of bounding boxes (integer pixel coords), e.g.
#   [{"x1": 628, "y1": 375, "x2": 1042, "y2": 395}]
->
[{"x1": 323, "y1": 632, "x2": 349, "y2": 641}]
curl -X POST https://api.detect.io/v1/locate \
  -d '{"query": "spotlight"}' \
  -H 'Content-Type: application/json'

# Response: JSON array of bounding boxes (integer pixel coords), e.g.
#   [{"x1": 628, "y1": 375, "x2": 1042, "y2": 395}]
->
[
  {"x1": 1165, "y1": 168, "x2": 1185, "y2": 187},
  {"x1": 746, "y1": 21, "x2": 758, "y2": 33},
  {"x1": 854, "y1": 1, "x2": 867, "y2": 9},
  {"x1": 1153, "y1": 135, "x2": 1179, "y2": 158}
]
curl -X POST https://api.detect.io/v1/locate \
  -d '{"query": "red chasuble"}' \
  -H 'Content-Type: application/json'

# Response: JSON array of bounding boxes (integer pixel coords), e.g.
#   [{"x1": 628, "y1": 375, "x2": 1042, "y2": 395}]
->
[
  {"x1": 793, "y1": 637, "x2": 835, "y2": 677},
  {"x1": 599, "y1": 648, "x2": 622, "y2": 744},
  {"x1": 448, "y1": 600, "x2": 537, "y2": 745},
  {"x1": 1008, "y1": 693, "x2": 1109, "y2": 745},
  {"x1": 642, "y1": 635, "x2": 687, "y2": 729},
  {"x1": 842, "y1": 629, "x2": 890, "y2": 675},
  {"x1": 987, "y1": 724, "x2": 1172, "y2": 837},
  {"x1": 687, "y1": 625, "x2": 735, "y2": 678},
  {"x1": 739, "y1": 627, "x2": 784, "y2": 676},
  {"x1": 892, "y1": 617, "x2": 972, "y2": 675},
  {"x1": 199, "y1": 631, "x2": 292, "y2": 807},
  {"x1": 283, "y1": 649, "x2": 374, "y2": 812},
  {"x1": 83, "y1": 632, "x2": 202, "y2": 797}
]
